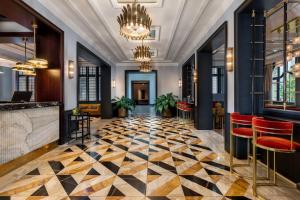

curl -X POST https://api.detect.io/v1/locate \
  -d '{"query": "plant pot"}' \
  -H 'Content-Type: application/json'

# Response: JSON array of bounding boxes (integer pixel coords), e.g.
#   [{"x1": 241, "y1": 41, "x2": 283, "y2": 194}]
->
[
  {"x1": 118, "y1": 108, "x2": 128, "y2": 118},
  {"x1": 161, "y1": 108, "x2": 172, "y2": 118}
]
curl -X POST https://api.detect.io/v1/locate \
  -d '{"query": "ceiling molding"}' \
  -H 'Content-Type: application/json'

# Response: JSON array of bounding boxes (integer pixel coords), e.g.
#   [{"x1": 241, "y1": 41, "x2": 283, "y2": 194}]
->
[
  {"x1": 116, "y1": 61, "x2": 178, "y2": 67},
  {"x1": 36, "y1": 0, "x2": 118, "y2": 65},
  {"x1": 87, "y1": 0, "x2": 129, "y2": 59},
  {"x1": 177, "y1": 0, "x2": 238, "y2": 65},
  {"x1": 65, "y1": 0, "x2": 126, "y2": 61},
  {"x1": 161, "y1": 0, "x2": 186, "y2": 60},
  {"x1": 34, "y1": 0, "x2": 237, "y2": 67},
  {"x1": 168, "y1": 0, "x2": 210, "y2": 61},
  {"x1": 110, "y1": 0, "x2": 164, "y2": 8}
]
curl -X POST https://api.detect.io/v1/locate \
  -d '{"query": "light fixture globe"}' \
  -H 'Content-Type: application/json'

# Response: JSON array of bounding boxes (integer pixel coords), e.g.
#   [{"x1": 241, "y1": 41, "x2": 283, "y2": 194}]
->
[
  {"x1": 139, "y1": 62, "x2": 152, "y2": 73},
  {"x1": 117, "y1": 1, "x2": 152, "y2": 40},
  {"x1": 134, "y1": 45, "x2": 151, "y2": 62}
]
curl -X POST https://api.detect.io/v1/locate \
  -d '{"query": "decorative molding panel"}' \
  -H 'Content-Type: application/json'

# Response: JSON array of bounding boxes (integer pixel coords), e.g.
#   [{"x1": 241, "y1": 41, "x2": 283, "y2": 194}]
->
[{"x1": 111, "y1": 0, "x2": 163, "y2": 8}]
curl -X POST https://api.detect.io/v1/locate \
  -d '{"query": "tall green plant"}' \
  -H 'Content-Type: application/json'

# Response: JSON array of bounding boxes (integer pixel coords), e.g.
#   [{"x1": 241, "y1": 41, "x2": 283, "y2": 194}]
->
[
  {"x1": 113, "y1": 96, "x2": 136, "y2": 111},
  {"x1": 155, "y1": 93, "x2": 178, "y2": 113}
]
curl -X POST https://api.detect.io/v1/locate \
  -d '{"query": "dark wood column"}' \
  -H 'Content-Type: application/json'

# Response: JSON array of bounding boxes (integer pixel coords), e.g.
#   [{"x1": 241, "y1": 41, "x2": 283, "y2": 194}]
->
[
  {"x1": 101, "y1": 64, "x2": 112, "y2": 119},
  {"x1": 195, "y1": 52, "x2": 213, "y2": 130}
]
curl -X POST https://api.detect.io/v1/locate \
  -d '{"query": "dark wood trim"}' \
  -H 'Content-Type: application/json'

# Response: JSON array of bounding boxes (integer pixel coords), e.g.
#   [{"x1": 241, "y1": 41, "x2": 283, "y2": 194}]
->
[
  {"x1": 14, "y1": 0, "x2": 63, "y2": 33},
  {"x1": 0, "y1": 32, "x2": 33, "y2": 37}
]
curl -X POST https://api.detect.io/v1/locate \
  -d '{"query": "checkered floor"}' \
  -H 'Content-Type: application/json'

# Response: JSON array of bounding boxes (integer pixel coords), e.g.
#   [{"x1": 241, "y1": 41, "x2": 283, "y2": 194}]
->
[{"x1": 0, "y1": 116, "x2": 253, "y2": 199}]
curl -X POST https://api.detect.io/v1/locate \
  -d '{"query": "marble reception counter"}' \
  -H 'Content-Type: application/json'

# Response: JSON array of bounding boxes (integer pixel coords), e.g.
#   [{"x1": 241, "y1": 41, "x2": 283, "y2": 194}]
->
[{"x1": 0, "y1": 103, "x2": 59, "y2": 164}]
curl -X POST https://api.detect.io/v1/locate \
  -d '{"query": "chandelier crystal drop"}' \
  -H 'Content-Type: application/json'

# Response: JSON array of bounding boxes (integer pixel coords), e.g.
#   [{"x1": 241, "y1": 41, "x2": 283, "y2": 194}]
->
[
  {"x1": 139, "y1": 62, "x2": 152, "y2": 73},
  {"x1": 134, "y1": 44, "x2": 151, "y2": 62},
  {"x1": 27, "y1": 24, "x2": 48, "y2": 69},
  {"x1": 117, "y1": 0, "x2": 152, "y2": 40}
]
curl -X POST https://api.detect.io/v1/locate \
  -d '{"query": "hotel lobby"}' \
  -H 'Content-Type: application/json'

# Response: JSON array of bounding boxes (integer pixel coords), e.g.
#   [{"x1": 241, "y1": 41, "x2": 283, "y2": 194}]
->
[{"x1": 0, "y1": 0, "x2": 300, "y2": 199}]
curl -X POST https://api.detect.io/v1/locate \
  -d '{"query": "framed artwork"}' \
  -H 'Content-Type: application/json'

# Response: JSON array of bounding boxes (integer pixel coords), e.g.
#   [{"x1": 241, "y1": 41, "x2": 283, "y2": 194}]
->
[{"x1": 145, "y1": 26, "x2": 160, "y2": 41}]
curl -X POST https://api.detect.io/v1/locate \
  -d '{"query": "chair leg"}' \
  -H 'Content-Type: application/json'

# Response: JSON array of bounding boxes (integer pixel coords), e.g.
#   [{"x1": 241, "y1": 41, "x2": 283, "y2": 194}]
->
[
  {"x1": 267, "y1": 150, "x2": 270, "y2": 180},
  {"x1": 247, "y1": 138, "x2": 251, "y2": 165},
  {"x1": 273, "y1": 152, "x2": 276, "y2": 185},
  {"x1": 253, "y1": 143, "x2": 257, "y2": 197},
  {"x1": 230, "y1": 133, "x2": 234, "y2": 174}
]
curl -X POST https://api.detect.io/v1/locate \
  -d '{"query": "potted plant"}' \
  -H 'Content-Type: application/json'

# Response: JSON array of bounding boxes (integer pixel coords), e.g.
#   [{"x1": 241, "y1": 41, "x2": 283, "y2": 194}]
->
[
  {"x1": 155, "y1": 93, "x2": 178, "y2": 118},
  {"x1": 113, "y1": 96, "x2": 135, "y2": 118}
]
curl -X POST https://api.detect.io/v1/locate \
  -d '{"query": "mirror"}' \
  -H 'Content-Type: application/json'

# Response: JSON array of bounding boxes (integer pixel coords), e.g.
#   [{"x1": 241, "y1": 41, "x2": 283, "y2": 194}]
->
[{"x1": 264, "y1": 1, "x2": 300, "y2": 112}]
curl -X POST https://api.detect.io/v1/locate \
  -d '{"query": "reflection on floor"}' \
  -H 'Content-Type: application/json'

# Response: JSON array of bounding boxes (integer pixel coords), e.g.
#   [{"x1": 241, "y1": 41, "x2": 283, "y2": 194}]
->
[
  {"x1": 133, "y1": 105, "x2": 156, "y2": 116},
  {"x1": 0, "y1": 116, "x2": 299, "y2": 200}
]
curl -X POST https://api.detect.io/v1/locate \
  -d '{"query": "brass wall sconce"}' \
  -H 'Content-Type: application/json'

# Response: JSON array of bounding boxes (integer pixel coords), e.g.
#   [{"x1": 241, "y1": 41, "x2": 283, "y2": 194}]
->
[
  {"x1": 68, "y1": 60, "x2": 75, "y2": 79},
  {"x1": 178, "y1": 79, "x2": 182, "y2": 88},
  {"x1": 193, "y1": 70, "x2": 197, "y2": 83},
  {"x1": 226, "y1": 47, "x2": 234, "y2": 72},
  {"x1": 112, "y1": 80, "x2": 116, "y2": 88}
]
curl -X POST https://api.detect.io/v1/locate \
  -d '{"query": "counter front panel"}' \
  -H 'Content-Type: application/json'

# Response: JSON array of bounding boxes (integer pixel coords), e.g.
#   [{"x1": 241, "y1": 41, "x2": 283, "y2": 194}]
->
[{"x1": 0, "y1": 105, "x2": 59, "y2": 164}]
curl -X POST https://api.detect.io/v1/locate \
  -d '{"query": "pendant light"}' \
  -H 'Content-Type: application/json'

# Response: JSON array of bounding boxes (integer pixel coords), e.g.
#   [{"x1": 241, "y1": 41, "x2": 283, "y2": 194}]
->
[
  {"x1": 27, "y1": 24, "x2": 48, "y2": 69},
  {"x1": 12, "y1": 37, "x2": 36, "y2": 76},
  {"x1": 117, "y1": 0, "x2": 152, "y2": 40},
  {"x1": 134, "y1": 40, "x2": 151, "y2": 62},
  {"x1": 139, "y1": 62, "x2": 152, "y2": 72}
]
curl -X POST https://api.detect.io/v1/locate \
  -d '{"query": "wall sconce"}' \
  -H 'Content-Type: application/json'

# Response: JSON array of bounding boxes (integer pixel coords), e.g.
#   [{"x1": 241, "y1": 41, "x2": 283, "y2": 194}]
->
[
  {"x1": 112, "y1": 80, "x2": 116, "y2": 88},
  {"x1": 178, "y1": 79, "x2": 182, "y2": 88},
  {"x1": 68, "y1": 60, "x2": 75, "y2": 79},
  {"x1": 226, "y1": 47, "x2": 234, "y2": 72},
  {"x1": 193, "y1": 70, "x2": 197, "y2": 83}
]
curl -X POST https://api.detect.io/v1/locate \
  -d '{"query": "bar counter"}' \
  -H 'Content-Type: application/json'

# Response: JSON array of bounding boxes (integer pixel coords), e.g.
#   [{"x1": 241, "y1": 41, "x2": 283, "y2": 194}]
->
[{"x1": 0, "y1": 102, "x2": 60, "y2": 164}]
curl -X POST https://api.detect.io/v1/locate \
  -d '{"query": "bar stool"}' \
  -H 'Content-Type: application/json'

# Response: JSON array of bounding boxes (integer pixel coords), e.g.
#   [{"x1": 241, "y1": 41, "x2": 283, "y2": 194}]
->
[
  {"x1": 230, "y1": 112, "x2": 255, "y2": 176},
  {"x1": 252, "y1": 117, "x2": 300, "y2": 196}
]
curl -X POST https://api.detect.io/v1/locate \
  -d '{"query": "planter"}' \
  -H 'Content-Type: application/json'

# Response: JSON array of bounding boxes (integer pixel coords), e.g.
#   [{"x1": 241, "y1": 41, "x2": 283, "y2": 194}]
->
[
  {"x1": 161, "y1": 108, "x2": 172, "y2": 118},
  {"x1": 118, "y1": 108, "x2": 128, "y2": 118}
]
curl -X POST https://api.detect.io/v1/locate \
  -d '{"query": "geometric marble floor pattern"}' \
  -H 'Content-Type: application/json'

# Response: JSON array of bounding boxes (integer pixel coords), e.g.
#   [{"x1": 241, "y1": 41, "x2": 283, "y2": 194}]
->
[{"x1": 0, "y1": 116, "x2": 253, "y2": 200}]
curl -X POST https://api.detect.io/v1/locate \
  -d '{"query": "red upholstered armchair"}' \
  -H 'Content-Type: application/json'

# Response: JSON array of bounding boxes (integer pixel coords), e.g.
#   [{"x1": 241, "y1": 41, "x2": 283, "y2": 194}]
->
[
  {"x1": 252, "y1": 117, "x2": 300, "y2": 196},
  {"x1": 229, "y1": 112, "x2": 255, "y2": 176}
]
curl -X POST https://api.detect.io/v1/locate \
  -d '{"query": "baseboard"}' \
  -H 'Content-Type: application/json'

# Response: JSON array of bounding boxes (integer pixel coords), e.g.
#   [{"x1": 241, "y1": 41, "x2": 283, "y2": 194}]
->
[
  {"x1": 257, "y1": 160, "x2": 297, "y2": 187},
  {"x1": 0, "y1": 141, "x2": 58, "y2": 177}
]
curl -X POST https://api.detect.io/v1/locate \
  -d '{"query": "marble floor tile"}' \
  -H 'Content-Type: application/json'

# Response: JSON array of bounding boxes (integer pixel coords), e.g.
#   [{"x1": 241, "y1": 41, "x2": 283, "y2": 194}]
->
[{"x1": 0, "y1": 116, "x2": 299, "y2": 200}]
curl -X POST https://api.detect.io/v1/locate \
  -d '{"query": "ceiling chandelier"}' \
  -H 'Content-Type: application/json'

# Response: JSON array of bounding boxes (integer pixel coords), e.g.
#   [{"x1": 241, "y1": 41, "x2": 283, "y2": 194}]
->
[
  {"x1": 27, "y1": 24, "x2": 48, "y2": 69},
  {"x1": 12, "y1": 37, "x2": 36, "y2": 76},
  {"x1": 134, "y1": 42, "x2": 151, "y2": 62},
  {"x1": 117, "y1": 0, "x2": 152, "y2": 40},
  {"x1": 139, "y1": 62, "x2": 152, "y2": 73}
]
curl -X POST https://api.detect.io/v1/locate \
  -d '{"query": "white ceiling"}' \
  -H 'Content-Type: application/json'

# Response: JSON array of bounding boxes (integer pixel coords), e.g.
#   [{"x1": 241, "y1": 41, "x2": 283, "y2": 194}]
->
[{"x1": 36, "y1": 0, "x2": 235, "y2": 66}]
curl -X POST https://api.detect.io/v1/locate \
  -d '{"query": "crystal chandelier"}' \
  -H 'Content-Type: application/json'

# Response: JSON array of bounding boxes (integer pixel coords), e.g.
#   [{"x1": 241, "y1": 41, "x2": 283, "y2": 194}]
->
[
  {"x1": 12, "y1": 37, "x2": 36, "y2": 76},
  {"x1": 117, "y1": 0, "x2": 152, "y2": 40},
  {"x1": 27, "y1": 24, "x2": 48, "y2": 69},
  {"x1": 134, "y1": 43, "x2": 151, "y2": 62},
  {"x1": 139, "y1": 62, "x2": 152, "y2": 72}
]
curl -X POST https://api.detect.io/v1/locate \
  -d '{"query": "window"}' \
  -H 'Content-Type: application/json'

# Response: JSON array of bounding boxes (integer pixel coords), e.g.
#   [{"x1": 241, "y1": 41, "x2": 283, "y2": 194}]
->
[
  {"x1": 212, "y1": 67, "x2": 224, "y2": 94},
  {"x1": 79, "y1": 66, "x2": 101, "y2": 102},
  {"x1": 271, "y1": 59, "x2": 295, "y2": 103},
  {"x1": 16, "y1": 72, "x2": 35, "y2": 101}
]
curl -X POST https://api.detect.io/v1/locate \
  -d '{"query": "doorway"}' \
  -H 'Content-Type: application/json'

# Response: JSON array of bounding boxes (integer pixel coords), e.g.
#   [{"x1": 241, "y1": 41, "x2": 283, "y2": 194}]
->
[
  {"x1": 195, "y1": 22, "x2": 228, "y2": 136},
  {"x1": 132, "y1": 81, "x2": 150, "y2": 105}
]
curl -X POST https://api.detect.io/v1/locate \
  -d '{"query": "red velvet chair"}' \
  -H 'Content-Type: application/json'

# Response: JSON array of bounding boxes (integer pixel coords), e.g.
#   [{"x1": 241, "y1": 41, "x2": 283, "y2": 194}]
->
[
  {"x1": 230, "y1": 112, "x2": 255, "y2": 176},
  {"x1": 177, "y1": 102, "x2": 192, "y2": 122},
  {"x1": 252, "y1": 117, "x2": 300, "y2": 196}
]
